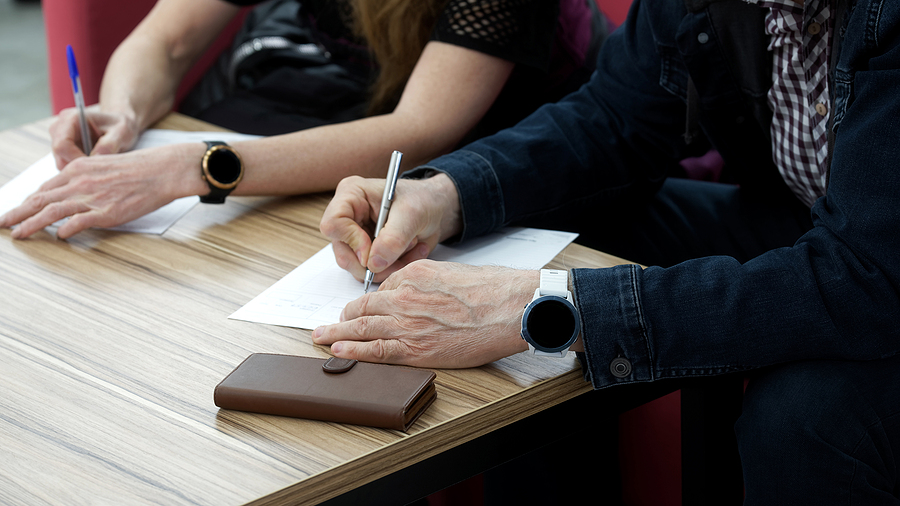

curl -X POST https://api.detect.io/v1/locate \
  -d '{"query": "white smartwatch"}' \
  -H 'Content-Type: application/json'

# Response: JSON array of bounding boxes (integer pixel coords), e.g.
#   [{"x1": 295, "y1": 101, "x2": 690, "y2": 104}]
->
[{"x1": 521, "y1": 269, "x2": 581, "y2": 357}]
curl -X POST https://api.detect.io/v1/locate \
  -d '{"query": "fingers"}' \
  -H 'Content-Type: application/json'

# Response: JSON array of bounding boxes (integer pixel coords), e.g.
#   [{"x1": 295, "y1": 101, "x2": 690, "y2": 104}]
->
[
  {"x1": 332, "y1": 240, "x2": 368, "y2": 281},
  {"x1": 367, "y1": 220, "x2": 425, "y2": 273},
  {"x1": 0, "y1": 162, "x2": 88, "y2": 237},
  {"x1": 49, "y1": 110, "x2": 88, "y2": 168},
  {"x1": 0, "y1": 184, "x2": 55, "y2": 229},
  {"x1": 371, "y1": 242, "x2": 431, "y2": 282},
  {"x1": 322, "y1": 176, "x2": 450, "y2": 281},
  {"x1": 320, "y1": 177, "x2": 376, "y2": 265},
  {"x1": 312, "y1": 299, "x2": 417, "y2": 365},
  {"x1": 321, "y1": 176, "x2": 420, "y2": 277},
  {"x1": 92, "y1": 119, "x2": 136, "y2": 156},
  {"x1": 9, "y1": 199, "x2": 86, "y2": 239},
  {"x1": 56, "y1": 210, "x2": 105, "y2": 240},
  {"x1": 328, "y1": 339, "x2": 415, "y2": 366},
  {"x1": 314, "y1": 290, "x2": 394, "y2": 342},
  {"x1": 49, "y1": 108, "x2": 137, "y2": 168}
]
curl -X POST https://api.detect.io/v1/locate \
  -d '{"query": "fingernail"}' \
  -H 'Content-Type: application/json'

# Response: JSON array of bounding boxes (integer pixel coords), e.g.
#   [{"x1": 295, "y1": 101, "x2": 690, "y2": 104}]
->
[
  {"x1": 313, "y1": 326, "x2": 324, "y2": 340},
  {"x1": 339, "y1": 307, "x2": 346, "y2": 322},
  {"x1": 417, "y1": 243, "x2": 429, "y2": 257},
  {"x1": 332, "y1": 342, "x2": 343, "y2": 354},
  {"x1": 370, "y1": 255, "x2": 387, "y2": 270}
]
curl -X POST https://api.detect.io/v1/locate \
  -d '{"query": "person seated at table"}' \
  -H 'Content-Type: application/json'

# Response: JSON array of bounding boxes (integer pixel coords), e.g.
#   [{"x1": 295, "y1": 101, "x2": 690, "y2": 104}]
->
[
  {"x1": 314, "y1": 0, "x2": 900, "y2": 502},
  {"x1": 0, "y1": 0, "x2": 607, "y2": 239}
]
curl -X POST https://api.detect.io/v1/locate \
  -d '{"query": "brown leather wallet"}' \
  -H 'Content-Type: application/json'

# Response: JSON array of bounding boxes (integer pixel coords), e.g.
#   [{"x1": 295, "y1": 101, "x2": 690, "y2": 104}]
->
[{"x1": 214, "y1": 353, "x2": 437, "y2": 432}]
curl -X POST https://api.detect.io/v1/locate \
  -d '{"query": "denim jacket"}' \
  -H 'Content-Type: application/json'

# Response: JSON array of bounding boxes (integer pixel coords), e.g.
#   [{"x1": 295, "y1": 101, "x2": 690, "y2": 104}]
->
[{"x1": 414, "y1": 0, "x2": 900, "y2": 389}]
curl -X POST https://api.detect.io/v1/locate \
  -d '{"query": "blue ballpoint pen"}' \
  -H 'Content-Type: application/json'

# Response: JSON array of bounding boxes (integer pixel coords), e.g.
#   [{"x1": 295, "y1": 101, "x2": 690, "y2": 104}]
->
[
  {"x1": 363, "y1": 151, "x2": 403, "y2": 293},
  {"x1": 66, "y1": 45, "x2": 93, "y2": 155}
]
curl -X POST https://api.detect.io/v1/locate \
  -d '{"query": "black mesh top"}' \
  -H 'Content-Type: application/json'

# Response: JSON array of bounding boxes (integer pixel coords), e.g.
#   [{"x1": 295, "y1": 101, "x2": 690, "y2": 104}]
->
[
  {"x1": 224, "y1": 0, "x2": 559, "y2": 72},
  {"x1": 214, "y1": 0, "x2": 604, "y2": 140},
  {"x1": 432, "y1": 0, "x2": 559, "y2": 72}
]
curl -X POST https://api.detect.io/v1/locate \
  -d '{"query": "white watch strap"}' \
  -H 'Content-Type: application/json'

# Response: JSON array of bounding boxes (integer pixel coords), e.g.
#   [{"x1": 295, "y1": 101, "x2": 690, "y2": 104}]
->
[{"x1": 539, "y1": 269, "x2": 569, "y2": 298}]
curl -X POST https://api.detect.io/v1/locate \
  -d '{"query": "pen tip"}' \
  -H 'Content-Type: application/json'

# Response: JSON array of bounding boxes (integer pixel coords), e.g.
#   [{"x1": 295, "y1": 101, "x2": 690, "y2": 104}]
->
[{"x1": 66, "y1": 45, "x2": 79, "y2": 80}]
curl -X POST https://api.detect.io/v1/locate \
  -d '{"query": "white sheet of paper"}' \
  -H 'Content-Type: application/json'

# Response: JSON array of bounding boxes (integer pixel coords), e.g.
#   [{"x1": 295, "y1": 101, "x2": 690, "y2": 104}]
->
[
  {"x1": 0, "y1": 129, "x2": 260, "y2": 234},
  {"x1": 229, "y1": 227, "x2": 579, "y2": 330}
]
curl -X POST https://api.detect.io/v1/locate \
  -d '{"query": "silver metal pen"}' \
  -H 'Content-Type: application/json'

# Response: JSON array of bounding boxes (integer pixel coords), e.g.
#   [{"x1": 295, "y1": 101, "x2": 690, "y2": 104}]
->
[{"x1": 363, "y1": 150, "x2": 403, "y2": 293}]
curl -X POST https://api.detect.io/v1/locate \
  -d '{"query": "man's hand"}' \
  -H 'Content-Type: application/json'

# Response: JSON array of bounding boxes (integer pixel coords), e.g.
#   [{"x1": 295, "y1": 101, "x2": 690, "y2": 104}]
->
[
  {"x1": 0, "y1": 142, "x2": 207, "y2": 239},
  {"x1": 49, "y1": 107, "x2": 140, "y2": 168},
  {"x1": 312, "y1": 261, "x2": 537, "y2": 368},
  {"x1": 319, "y1": 173, "x2": 463, "y2": 283}
]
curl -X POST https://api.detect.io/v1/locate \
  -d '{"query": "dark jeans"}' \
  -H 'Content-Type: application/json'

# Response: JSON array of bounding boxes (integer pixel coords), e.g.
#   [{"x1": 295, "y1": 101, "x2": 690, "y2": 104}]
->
[
  {"x1": 502, "y1": 177, "x2": 900, "y2": 503},
  {"x1": 740, "y1": 356, "x2": 900, "y2": 505}
]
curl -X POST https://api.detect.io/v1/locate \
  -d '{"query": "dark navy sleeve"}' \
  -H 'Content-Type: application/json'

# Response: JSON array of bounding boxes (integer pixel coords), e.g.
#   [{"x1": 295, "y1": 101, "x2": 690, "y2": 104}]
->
[{"x1": 414, "y1": 0, "x2": 900, "y2": 390}]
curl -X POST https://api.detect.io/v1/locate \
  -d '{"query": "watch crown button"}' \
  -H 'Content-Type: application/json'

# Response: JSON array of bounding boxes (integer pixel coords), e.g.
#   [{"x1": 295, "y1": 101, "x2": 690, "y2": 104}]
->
[{"x1": 610, "y1": 357, "x2": 632, "y2": 378}]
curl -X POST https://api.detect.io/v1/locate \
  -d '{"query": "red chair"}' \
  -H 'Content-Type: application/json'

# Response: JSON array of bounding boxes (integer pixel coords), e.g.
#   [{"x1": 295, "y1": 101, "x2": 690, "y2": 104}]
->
[{"x1": 43, "y1": 0, "x2": 248, "y2": 114}]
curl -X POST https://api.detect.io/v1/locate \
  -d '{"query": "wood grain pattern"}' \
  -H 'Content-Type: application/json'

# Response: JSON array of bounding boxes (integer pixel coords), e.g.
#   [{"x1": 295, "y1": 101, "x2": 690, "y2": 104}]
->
[{"x1": 0, "y1": 114, "x2": 634, "y2": 505}]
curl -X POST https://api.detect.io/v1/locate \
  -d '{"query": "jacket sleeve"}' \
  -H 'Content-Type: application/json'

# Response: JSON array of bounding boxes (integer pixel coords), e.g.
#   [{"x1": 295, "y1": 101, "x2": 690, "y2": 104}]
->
[
  {"x1": 413, "y1": 0, "x2": 698, "y2": 242},
  {"x1": 575, "y1": 0, "x2": 900, "y2": 389}
]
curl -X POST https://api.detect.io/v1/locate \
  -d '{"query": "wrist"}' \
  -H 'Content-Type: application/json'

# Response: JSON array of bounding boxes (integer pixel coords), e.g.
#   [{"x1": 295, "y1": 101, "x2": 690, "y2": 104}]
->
[
  {"x1": 98, "y1": 100, "x2": 140, "y2": 131},
  {"x1": 424, "y1": 173, "x2": 462, "y2": 242},
  {"x1": 568, "y1": 270, "x2": 584, "y2": 352},
  {"x1": 163, "y1": 142, "x2": 213, "y2": 200},
  {"x1": 520, "y1": 269, "x2": 581, "y2": 357}
]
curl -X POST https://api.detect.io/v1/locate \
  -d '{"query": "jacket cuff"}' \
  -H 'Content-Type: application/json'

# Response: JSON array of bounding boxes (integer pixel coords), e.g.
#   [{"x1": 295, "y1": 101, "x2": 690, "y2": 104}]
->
[{"x1": 573, "y1": 264, "x2": 654, "y2": 389}]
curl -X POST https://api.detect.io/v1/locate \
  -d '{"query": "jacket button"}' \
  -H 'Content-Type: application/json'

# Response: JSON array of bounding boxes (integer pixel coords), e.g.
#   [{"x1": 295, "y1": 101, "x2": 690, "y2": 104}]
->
[
  {"x1": 697, "y1": 32, "x2": 709, "y2": 44},
  {"x1": 610, "y1": 357, "x2": 632, "y2": 378}
]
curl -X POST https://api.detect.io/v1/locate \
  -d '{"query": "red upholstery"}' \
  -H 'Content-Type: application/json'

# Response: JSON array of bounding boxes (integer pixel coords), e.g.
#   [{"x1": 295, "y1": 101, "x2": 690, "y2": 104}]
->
[
  {"x1": 598, "y1": 0, "x2": 631, "y2": 26},
  {"x1": 43, "y1": 0, "x2": 247, "y2": 114},
  {"x1": 619, "y1": 391, "x2": 682, "y2": 505}
]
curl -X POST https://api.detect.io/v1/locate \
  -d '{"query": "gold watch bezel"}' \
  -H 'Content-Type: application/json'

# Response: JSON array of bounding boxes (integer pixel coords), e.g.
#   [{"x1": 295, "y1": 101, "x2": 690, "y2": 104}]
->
[{"x1": 201, "y1": 144, "x2": 244, "y2": 190}]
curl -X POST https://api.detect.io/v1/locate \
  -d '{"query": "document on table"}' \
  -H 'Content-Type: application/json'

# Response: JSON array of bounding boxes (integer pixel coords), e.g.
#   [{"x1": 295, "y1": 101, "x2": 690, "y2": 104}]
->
[
  {"x1": 229, "y1": 227, "x2": 579, "y2": 330},
  {"x1": 0, "y1": 129, "x2": 260, "y2": 234}
]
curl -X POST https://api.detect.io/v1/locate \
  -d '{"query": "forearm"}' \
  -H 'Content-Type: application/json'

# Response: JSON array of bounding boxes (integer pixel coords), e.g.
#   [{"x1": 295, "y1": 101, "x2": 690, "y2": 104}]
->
[
  {"x1": 98, "y1": 0, "x2": 240, "y2": 132},
  {"x1": 229, "y1": 40, "x2": 512, "y2": 196},
  {"x1": 230, "y1": 112, "x2": 474, "y2": 196},
  {"x1": 99, "y1": 36, "x2": 183, "y2": 132}
]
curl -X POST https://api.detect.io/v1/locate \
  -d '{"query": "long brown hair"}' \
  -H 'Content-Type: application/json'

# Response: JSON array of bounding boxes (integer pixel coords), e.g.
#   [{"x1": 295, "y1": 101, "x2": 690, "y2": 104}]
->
[{"x1": 351, "y1": 0, "x2": 449, "y2": 115}]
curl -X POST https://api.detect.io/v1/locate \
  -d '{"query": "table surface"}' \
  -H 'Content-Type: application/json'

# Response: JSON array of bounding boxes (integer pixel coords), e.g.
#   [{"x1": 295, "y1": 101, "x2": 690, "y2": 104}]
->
[{"x1": 0, "y1": 114, "x2": 632, "y2": 506}]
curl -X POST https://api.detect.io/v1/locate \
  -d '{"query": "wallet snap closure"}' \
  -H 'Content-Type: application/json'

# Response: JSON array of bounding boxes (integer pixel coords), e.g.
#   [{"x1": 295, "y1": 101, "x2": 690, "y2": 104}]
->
[{"x1": 323, "y1": 357, "x2": 358, "y2": 374}]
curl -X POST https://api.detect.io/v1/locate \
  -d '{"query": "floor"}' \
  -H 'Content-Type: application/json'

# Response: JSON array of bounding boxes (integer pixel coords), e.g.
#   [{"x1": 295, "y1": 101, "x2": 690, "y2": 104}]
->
[{"x1": 0, "y1": 0, "x2": 50, "y2": 131}]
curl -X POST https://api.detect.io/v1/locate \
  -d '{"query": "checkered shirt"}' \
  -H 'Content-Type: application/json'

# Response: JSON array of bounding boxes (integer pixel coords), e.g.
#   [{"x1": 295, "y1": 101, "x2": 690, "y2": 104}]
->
[{"x1": 745, "y1": 0, "x2": 832, "y2": 207}]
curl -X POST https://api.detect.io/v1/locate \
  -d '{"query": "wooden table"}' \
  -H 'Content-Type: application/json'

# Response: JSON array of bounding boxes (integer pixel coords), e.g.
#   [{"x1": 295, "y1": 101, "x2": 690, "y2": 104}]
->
[{"x1": 0, "y1": 114, "x2": 636, "y2": 505}]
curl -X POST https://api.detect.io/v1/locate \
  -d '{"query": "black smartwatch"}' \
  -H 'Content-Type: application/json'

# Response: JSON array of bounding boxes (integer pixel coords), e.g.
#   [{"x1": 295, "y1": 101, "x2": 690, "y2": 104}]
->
[
  {"x1": 200, "y1": 141, "x2": 244, "y2": 204},
  {"x1": 521, "y1": 269, "x2": 581, "y2": 357}
]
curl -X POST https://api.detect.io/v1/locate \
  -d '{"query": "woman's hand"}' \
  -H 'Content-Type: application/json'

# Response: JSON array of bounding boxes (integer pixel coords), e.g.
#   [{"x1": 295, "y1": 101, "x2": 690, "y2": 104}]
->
[
  {"x1": 0, "y1": 142, "x2": 207, "y2": 239},
  {"x1": 49, "y1": 106, "x2": 140, "y2": 169}
]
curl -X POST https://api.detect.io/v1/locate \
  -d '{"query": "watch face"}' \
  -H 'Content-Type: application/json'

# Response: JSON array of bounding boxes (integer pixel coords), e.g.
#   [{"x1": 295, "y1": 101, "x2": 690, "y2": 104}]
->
[
  {"x1": 524, "y1": 296, "x2": 579, "y2": 350},
  {"x1": 205, "y1": 146, "x2": 243, "y2": 188}
]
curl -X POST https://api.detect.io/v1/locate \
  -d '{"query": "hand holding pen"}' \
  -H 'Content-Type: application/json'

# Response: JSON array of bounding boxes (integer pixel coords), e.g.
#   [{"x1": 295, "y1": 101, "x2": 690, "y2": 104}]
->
[
  {"x1": 66, "y1": 45, "x2": 93, "y2": 156},
  {"x1": 320, "y1": 162, "x2": 463, "y2": 290},
  {"x1": 363, "y1": 151, "x2": 403, "y2": 292}
]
